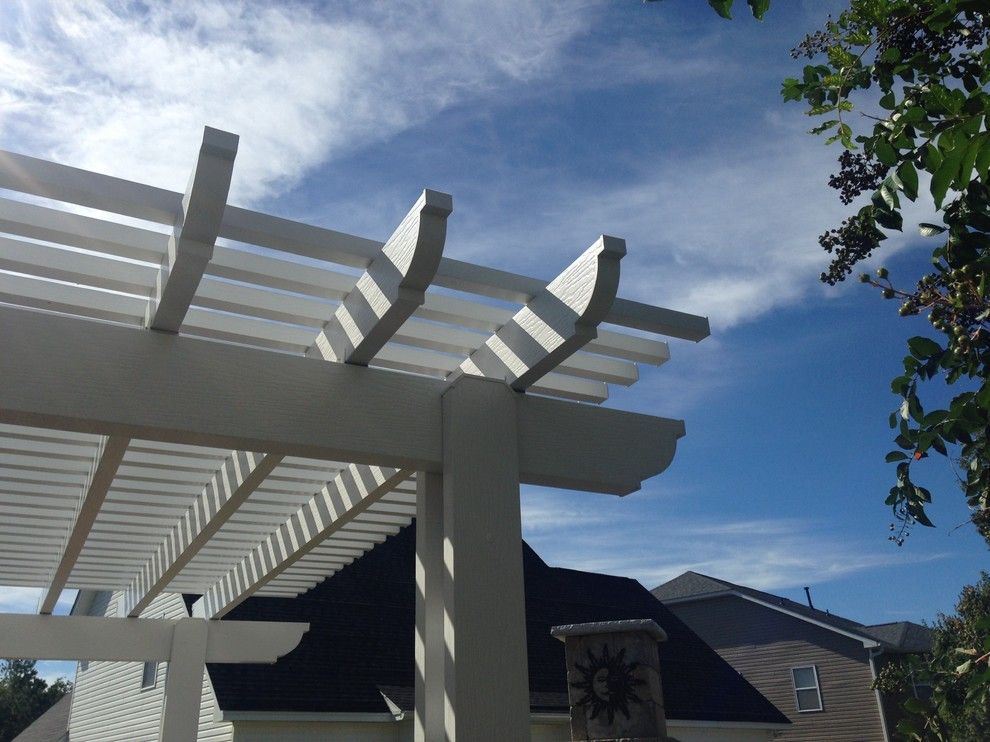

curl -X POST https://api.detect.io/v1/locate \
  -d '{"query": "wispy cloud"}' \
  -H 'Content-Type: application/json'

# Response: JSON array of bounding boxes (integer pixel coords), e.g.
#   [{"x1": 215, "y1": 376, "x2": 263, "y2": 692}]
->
[
  {"x1": 521, "y1": 489, "x2": 948, "y2": 592},
  {"x1": 0, "y1": 0, "x2": 599, "y2": 204}
]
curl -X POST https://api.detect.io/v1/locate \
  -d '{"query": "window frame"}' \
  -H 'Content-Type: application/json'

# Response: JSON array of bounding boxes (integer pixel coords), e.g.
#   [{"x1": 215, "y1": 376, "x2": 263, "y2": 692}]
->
[
  {"x1": 140, "y1": 659, "x2": 159, "y2": 690},
  {"x1": 140, "y1": 612, "x2": 165, "y2": 690},
  {"x1": 790, "y1": 665, "x2": 823, "y2": 713}
]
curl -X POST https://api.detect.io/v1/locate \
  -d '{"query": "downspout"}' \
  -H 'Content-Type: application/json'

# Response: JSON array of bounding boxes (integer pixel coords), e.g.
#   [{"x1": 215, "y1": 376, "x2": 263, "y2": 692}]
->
[{"x1": 869, "y1": 647, "x2": 891, "y2": 742}]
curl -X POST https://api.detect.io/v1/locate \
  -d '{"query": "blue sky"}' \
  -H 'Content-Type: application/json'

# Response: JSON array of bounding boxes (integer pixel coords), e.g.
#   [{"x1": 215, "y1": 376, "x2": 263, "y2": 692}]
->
[{"x1": 1, "y1": 0, "x2": 986, "y2": 681}]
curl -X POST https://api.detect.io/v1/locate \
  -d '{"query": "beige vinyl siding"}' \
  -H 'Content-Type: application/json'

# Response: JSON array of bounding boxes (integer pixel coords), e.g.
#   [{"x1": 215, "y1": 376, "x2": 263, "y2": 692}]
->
[
  {"x1": 668, "y1": 595, "x2": 885, "y2": 742},
  {"x1": 68, "y1": 590, "x2": 233, "y2": 742}
]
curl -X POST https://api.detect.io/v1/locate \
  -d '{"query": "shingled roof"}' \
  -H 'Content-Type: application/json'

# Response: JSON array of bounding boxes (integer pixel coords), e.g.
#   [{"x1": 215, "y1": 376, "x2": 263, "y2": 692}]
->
[
  {"x1": 652, "y1": 571, "x2": 932, "y2": 653},
  {"x1": 198, "y1": 527, "x2": 788, "y2": 726}
]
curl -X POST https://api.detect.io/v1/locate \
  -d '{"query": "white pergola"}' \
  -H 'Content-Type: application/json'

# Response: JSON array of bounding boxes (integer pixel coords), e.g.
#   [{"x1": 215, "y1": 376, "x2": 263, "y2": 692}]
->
[{"x1": 0, "y1": 127, "x2": 708, "y2": 741}]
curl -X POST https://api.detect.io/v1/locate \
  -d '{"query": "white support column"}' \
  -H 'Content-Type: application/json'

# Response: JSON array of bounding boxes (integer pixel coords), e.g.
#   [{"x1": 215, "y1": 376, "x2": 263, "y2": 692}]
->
[
  {"x1": 159, "y1": 618, "x2": 208, "y2": 742},
  {"x1": 309, "y1": 189, "x2": 451, "y2": 365},
  {"x1": 38, "y1": 435, "x2": 129, "y2": 614},
  {"x1": 147, "y1": 126, "x2": 238, "y2": 332},
  {"x1": 441, "y1": 376, "x2": 530, "y2": 741},
  {"x1": 415, "y1": 471, "x2": 444, "y2": 742}
]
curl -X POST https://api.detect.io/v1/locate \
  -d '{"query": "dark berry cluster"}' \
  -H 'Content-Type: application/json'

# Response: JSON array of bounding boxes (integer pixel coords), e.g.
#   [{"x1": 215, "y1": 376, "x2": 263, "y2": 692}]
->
[
  {"x1": 819, "y1": 214, "x2": 886, "y2": 284},
  {"x1": 829, "y1": 151, "x2": 890, "y2": 205},
  {"x1": 876, "y1": 3, "x2": 989, "y2": 62}
]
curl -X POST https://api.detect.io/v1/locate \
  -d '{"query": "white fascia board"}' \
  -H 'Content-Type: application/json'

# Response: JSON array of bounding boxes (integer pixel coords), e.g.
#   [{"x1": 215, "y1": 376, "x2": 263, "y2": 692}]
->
[{"x1": 666, "y1": 590, "x2": 881, "y2": 648}]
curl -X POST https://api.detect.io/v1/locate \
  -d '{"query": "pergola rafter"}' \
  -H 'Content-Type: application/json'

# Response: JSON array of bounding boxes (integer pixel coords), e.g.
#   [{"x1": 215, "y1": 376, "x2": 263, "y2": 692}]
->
[{"x1": 0, "y1": 125, "x2": 710, "y2": 742}]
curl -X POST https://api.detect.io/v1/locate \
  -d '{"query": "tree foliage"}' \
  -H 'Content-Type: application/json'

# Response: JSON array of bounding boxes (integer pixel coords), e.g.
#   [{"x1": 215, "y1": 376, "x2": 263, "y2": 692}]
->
[
  {"x1": 667, "y1": 0, "x2": 990, "y2": 542},
  {"x1": 873, "y1": 572, "x2": 990, "y2": 740},
  {"x1": 667, "y1": 0, "x2": 990, "y2": 736},
  {"x1": 780, "y1": 0, "x2": 990, "y2": 548},
  {"x1": 0, "y1": 660, "x2": 70, "y2": 742}
]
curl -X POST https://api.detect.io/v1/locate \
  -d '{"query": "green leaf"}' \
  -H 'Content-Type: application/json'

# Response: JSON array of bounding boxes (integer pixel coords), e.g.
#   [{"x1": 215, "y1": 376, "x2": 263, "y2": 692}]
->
[
  {"x1": 746, "y1": 0, "x2": 769, "y2": 20},
  {"x1": 875, "y1": 208, "x2": 903, "y2": 231},
  {"x1": 908, "y1": 336, "x2": 942, "y2": 358},
  {"x1": 903, "y1": 697, "x2": 927, "y2": 714},
  {"x1": 707, "y1": 0, "x2": 733, "y2": 19},
  {"x1": 932, "y1": 145, "x2": 964, "y2": 208},
  {"x1": 879, "y1": 92, "x2": 896, "y2": 110},
  {"x1": 958, "y1": 134, "x2": 982, "y2": 189},
  {"x1": 875, "y1": 138, "x2": 897, "y2": 166},
  {"x1": 898, "y1": 161, "x2": 919, "y2": 200},
  {"x1": 976, "y1": 134, "x2": 990, "y2": 183},
  {"x1": 919, "y1": 222, "x2": 947, "y2": 236},
  {"x1": 886, "y1": 451, "x2": 909, "y2": 462}
]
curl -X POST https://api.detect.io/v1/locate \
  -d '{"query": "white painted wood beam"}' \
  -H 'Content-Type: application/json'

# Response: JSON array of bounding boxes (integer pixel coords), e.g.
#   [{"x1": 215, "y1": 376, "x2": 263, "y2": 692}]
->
[
  {"x1": 457, "y1": 236, "x2": 624, "y2": 391},
  {"x1": 193, "y1": 465, "x2": 412, "y2": 619},
  {"x1": 0, "y1": 614, "x2": 307, "y2": 663},
  {"x1": 37, "y1": 435, "x2": 129, "y2": 615},
  {"x1": 0, "y1": 306, "x2": 682, "y2": 494},
  {"x1": 120, "y1": 450, "x2": 282, "y2": 618},
  {"x1": 147, "y1": 127, "x2": 238, "y2": 332},
  {"x1": 308, "y1": 190, "x2": 451, "y2": 365},
  {"x1": 0, "y1": 147, "x2": 709, "y2": 339}
]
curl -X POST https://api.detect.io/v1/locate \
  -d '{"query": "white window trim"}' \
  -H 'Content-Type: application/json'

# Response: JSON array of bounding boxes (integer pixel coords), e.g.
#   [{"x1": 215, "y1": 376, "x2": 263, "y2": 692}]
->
[{"x1": 791, "y1": 665, "x2": 823, "y2": 713}]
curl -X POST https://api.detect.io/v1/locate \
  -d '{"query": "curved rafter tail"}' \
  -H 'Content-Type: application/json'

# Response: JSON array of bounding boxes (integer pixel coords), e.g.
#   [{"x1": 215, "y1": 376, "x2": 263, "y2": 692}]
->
[
  {"x1": 456, "y1": 234, "x2": 626, "y2": 395},
  {"x1": 308, "y1": 189, "x2": 452, "y2": 366}
]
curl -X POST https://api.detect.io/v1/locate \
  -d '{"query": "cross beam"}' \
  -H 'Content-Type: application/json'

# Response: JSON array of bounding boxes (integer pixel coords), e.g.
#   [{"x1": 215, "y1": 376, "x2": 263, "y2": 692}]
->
[
  {"x1": 120, "y1": 450, "x2": 283, "y2": 618},
  {"x1": 0, "y1": 306, "x2": 683, "y2": 494},
  {"x1": 193, "y1": 465, "x2": 411, "y2": 619},
  {"x1": 37, "y1": 435, "x2": 130, "y2": 614},
  {"x1": 147, "y1": 127, "x2": 238, "y2": 332},
  {"x1": 308, "y1": 189, "x2": 451, "y2": 364},
  {"x1": 458, "y1": 235, "x2": 624, "y2": 390}
]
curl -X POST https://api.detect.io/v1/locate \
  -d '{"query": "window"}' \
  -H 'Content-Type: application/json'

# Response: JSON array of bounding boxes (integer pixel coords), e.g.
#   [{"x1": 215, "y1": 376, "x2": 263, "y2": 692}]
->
[
  {"x1": 141, "y1": 660, "x2": 158, "y2": 689},
  {"x1": 791, "y1": 666, "x2": 823, "y2": 712},
  {"x1": 141, "y1": 613, "x2": 165, "y2": 689}
]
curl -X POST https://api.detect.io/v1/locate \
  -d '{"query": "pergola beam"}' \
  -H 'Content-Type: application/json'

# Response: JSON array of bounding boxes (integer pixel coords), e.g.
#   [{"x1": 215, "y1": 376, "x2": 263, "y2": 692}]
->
[
  {"x1": 37, "y1": 435, "x2": 129, "y2": 615},
  {"x1": 0, "y1": 306, "x2": 683, "y2": 494},
  {"x1": 120, "y1": 450, "x2": 283, "y2": 618},
  {"x1": 458, "y1": 235, "x2": 624, "y2": 391},
  {"x1": 308, "y1": 189, "x2": 450, "y2": 365},
  {"x1": 0, "y1": 147, "x2": 709, "y2": 340},
  {"x1": 146, "y1": 127, "x2": 238, "y2": 332},
  {"x1": 193, "y1": 464, "x2": 412, "y2": 619},
  {"x1": 0, "y1": 614, "x2": 307, "y2": 663}
]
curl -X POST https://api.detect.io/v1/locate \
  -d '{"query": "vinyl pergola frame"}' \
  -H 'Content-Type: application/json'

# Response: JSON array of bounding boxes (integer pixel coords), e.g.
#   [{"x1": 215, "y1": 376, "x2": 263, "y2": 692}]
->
[{"x1": 0, "y1": 126, "x2": 709, "y2": 742}]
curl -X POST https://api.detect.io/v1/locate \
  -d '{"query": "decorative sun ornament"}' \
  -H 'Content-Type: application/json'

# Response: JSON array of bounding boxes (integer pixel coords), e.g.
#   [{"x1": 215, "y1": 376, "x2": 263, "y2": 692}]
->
[{"x1": 570, "y1": 643, "x2": 646, "y2": 724}]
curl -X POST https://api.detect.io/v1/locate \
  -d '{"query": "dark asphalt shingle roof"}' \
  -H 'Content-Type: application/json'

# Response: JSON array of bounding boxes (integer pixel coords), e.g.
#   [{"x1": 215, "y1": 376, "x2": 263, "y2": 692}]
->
[
  {"x1": 201, "y1": 527, "x2": 788, "y2": 726},
  {"x1": 12, "y1": 691, "x2": 71, "y2": 742},
  {"x1": 652, "y1": 571, "x2": 932, "y2": 653}
]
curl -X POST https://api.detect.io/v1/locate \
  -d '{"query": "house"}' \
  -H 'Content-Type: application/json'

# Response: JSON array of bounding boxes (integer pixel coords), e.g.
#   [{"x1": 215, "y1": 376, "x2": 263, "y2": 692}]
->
[
  {"x1": 652, "y1": 571, "x2": 933, "y2": 742},
  {"x1": 63, "y1": 527, "x2": 790, "y2": 741}
]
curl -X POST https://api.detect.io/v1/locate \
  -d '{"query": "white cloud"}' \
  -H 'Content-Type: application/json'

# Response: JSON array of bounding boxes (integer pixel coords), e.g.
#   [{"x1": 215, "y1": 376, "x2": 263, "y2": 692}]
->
[
  {"x1": 0, "y1": 0, "x2": 598, "y2": 204},
  {"x1": 521, "y1": 490, "x2": 947, "y2": 592}
]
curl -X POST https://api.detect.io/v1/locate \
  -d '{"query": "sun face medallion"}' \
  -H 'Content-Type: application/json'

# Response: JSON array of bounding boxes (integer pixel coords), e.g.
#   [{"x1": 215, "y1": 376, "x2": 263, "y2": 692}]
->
[{"x1": 570, "y1": 643, "x2": 646, "y2": 725}]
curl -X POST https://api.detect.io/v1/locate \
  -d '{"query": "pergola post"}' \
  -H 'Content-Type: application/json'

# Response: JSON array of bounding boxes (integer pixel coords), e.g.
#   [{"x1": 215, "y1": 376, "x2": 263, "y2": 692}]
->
[
  {"x1": 158, "y1": 618, "x2": 208, "y2": 742},
  {"x1": 440, "y1": 375, "x2": 530, "y2": 741},
  {"x1": 415, "y1": 471, "x2": 444, "y2": 742}
]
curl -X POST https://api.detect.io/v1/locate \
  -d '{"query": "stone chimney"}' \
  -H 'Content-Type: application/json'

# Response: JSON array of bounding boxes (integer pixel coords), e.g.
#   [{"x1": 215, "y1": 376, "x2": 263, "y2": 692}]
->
[{"x1": 551, "y1": 619, "x2": 669, "y2": 742}]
